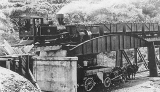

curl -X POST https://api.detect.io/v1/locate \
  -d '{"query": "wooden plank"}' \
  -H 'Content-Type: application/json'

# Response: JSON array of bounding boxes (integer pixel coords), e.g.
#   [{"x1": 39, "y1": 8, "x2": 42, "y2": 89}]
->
[
  {"x1": 111, "y1": 36, "x2": 119, "y2": 51},
  {"x1": 117, "y1": 23, "x2": 123, "y2": 32},
  {"x1": 126, "y1": 23, "x2": 132, "y2": 32},
  {"x1": 134, "y1": 48, "x2": 137, "y2": 65},
  {"x1": 116, "y1": 24, "x2": 118, "y2": 33},
  {"x1": 127, "y1": 36, "x2": 131, "y2": 48},
  {"x1": 22, "y1": 60, "x2": 26, "y2": 66},
  {"x1": 29, "y1": 56, "x2": 34, "y2": 73},
  {"x1": 3, "y1": 40, "x2": 16, "y2": 55},
  {"x1": 99, "y1": 25, "x2": 106, "y2": 34},
  {"x1": 12, "y1": 60, "x2": 16, "y2": 72},
  {"x1": 86, "y1": 41, "x2": 92, "y2": 54},
  {"x1": 106, "y1": 36, "x2": 111, "y2": 51},
  {"x1": 83, "y1": 43, "x2": 87, "y2": 55},
  {"x1": 134, "y1": 38, "x2": 138, "y2": 48},
  {"x1": 148, "y1": 42, "x2": 158, "y2": 77},
  {"x1": 137, "y1": 23, "x2": 142, "y2": 32},
  {"x1": 116, "y1": 35, "x2": 120, "y2": 50},
  {"x1": 142, "y1": 23, "x2": 145, "y2": 37},
  {"x1": 130, "y1": 36, "x2": 135, "y2": 48},
  {"x1": 101, "y1": 37, "x2": 106, "y2": 52},
  {"x1": 124, "y1": 36, "x2": 131, "y2": 49},
  {"x1": 29, "y1": 69, "x2": 42, "y2": 91},
  {"x1": 69, "y1": 46, "x2": 82, "y2": 56},
  {"x1": 75, "y1": 46, "x2": 83, "y2": 56},
  {"x1": 123, "y1": 24, "x2": 126, "y2": 33},
  {"x1": 116, "y1": 50, "x2": 122, "y2": 67},
  {"x1": 21, "y1": 68, "x2": 26, "y2": 76},
  {"x1": 137, "y1": 39, "x2": 140, "y2": 47},
  {"x1": 105, "y1": 36, "x2": 108, "y2": 51},
  {"x1": 141, "y1": 40, "x2": 146, "y2": 47},
  {"x1": 153, "y1": 23, "x2": 158, "y2": 31},
  {"x1": 132, "y1": 23, "x2": 137, "y2": 32},
  {"x1": 140, "y1": 40, "x2": 146, "y2": 47},
  {"x1": 98, "y1": 38, "x2": 102, "y2": 53},
  {"x1": 150, "y1": 23, "x2": 154, "y2": 31},
  {"x1": 26, "y1": 55, "x2": 29, "y2": 74},
  {"x1": 144, "y1": 23, "x2": 150, "y2": 32},
  {"x1": 103, "y1": 24, "x2": 111, "y2": 33},
  {"x1": 119, "y1": 35, "x2": 124, "y2": 50},
  {"x1": 111, "y1": 36, "x2": 115, "y2": 50},
  {"x1": 159, "y1": 46, "x2": 160, "y2": 59},
  {"x1": 93, "y1": 39, "x2": 98, "y2": 53},
  {"x1": 111, "y1": 24, "x2": 117, "y2": 33},
  {"x1": 18, "y1": 56, "x2": 22, "y2": 75},
  {"x1": 158, "y1": 25, "x2": 160, "y2": 36}
]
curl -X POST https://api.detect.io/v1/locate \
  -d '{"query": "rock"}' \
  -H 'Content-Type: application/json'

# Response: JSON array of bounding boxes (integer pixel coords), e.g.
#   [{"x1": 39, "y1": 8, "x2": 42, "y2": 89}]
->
[{"x1": 0, "y1": 67, "x2": 40, "y2": 92}]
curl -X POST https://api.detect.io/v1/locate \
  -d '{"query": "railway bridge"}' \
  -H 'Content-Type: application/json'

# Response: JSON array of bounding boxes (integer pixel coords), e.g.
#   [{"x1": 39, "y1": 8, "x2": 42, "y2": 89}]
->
[
  {"x1": 67, "y1": 22, "x2": 160, "y2": 77},
  {"x1": 0, "y1": 17, "x2": 160, "y2": 92}
]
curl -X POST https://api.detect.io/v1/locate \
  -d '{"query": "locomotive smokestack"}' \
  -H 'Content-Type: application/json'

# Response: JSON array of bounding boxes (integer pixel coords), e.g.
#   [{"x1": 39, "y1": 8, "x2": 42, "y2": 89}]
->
[{"x1": 56, "y1": 14, "x2": 65, "y2": 25}]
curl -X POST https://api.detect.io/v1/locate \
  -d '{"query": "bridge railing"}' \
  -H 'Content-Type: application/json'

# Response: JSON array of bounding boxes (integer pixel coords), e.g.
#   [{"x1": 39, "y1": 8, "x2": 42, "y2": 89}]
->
[{"x1": 98, "y1": 23, "x2": 160, "y2": 38}]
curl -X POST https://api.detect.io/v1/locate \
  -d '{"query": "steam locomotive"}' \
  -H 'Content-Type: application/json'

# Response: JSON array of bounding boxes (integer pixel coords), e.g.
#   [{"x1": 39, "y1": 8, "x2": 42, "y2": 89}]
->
[
  {"x1": 18, "y1": 14, "x2": 133, "y2": 92},
  {"x1": 19, "y1": 14, "x2": 104, "y2": 46}
]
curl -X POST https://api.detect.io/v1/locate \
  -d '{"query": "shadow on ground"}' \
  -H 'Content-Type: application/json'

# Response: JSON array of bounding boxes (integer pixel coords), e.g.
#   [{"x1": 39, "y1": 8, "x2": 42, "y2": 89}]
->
[{"x1": 77, "y1": 71, "x2": 155, "y2": 92}]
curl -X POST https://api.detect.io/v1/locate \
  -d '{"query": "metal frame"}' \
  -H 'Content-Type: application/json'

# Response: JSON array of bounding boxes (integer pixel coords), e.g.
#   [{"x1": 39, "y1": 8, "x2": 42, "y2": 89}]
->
[{"x1": 68, "y1": 34, "x2": 148, "y2": 56}]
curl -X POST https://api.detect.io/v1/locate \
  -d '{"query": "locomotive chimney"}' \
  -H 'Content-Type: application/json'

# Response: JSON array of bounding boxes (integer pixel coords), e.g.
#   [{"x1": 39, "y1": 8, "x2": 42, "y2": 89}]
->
[{"x1": 56, "y1": 14, "x2": 65, "y2": 25}]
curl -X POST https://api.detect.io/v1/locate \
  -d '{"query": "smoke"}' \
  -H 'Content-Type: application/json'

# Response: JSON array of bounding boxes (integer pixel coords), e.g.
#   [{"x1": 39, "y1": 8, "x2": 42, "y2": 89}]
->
[
  {"x1": 0, "y1": 11, "x2": 6, "y2": 20},
  {"x1": 57, "y1": 0, "x2": 147, "y2": 15},
  {"x1": 56, "y1": 0, "x2": 149, "y2": 23}
]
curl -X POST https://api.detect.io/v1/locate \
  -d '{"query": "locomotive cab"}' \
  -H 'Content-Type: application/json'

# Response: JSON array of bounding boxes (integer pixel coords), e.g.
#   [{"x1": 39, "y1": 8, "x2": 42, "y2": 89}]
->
[
  {"x1": 19, "y1": 16, "x2": 43, "y2": 40},
  {"x1": 19, "y1": 16, "x2": 62, "y2": 45}
]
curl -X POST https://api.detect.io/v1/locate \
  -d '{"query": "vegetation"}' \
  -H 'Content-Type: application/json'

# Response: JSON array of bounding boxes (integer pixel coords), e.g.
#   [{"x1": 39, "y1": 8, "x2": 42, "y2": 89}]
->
[
  {"x1": 0, "y1": 0, "x2": 160, "y2": 44},
  {"x1": 0, "y1": 0, "x2": 159, "y2": 68}
]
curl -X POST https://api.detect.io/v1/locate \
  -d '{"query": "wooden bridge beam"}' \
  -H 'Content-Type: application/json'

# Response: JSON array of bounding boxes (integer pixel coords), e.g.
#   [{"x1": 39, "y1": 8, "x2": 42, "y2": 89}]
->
[
  {"x1": 116, "y1": 50, "x2": 123, "y2": 67},
  {"x1": 134, "y1": 48, "x2": 137, "y2": 66},
  {"x1": 148, "y1": 42, "x2": 158, "y2": 77},
  {"x1": 158, "y1": 25, "x2": 160, "y2": 36},
  {"x1": 159, "y1": 46, "x2": 160, "y2": 59},
  {"x1": 142, "y1": 24, "x2": 146, "y2": 38}
]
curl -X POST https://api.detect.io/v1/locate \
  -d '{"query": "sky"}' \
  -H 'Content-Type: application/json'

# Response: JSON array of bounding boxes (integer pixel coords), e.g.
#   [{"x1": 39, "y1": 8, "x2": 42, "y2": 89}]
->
[{"x1": 0, "y1": 0, "x2": 11, "y2": 4}]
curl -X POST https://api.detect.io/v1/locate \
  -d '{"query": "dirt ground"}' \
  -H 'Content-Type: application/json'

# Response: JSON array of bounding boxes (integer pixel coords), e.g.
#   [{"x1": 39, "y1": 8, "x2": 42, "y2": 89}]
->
[
  {"x1": 111, "y1": 71, "x2": 160, "y2": 92},
  {"x1": 78, "y1": 71, "x2": 160, "y2": 92}
]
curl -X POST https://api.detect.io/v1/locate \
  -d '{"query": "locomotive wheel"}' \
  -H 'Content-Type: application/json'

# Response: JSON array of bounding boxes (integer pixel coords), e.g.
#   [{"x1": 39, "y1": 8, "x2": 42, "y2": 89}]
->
[
  {"x1": 84, "y1": 77, "x2": 95, "y2": 91},
  {"x1": 103, "y1": 77, "x2": 111, "y2": 88}
]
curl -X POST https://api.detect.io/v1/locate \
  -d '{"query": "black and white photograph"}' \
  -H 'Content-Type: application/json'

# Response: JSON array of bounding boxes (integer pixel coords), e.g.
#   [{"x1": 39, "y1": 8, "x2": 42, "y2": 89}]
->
[{"x1": 0, "y1": 0, "x2": 160, "y2": 92}]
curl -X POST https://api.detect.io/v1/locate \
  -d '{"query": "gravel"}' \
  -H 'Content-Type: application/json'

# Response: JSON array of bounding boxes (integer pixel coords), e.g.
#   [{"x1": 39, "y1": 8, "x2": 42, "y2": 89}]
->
[
  {"x1": 111, "y1": 71, "x2": 160, "y2": 92},
  {"x1": 0, "y1": 67, "x2": 40, "y2": 92}
]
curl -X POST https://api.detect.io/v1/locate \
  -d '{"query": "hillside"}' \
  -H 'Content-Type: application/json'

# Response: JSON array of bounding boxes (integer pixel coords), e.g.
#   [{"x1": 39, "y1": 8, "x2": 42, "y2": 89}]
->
[{"x1": 0, "y1": 66, "x2": 40, "y2": 92}]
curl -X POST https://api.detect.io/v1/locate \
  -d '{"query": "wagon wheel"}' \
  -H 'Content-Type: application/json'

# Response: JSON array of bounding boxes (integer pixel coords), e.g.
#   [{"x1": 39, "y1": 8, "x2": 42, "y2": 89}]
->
[
  {"x1": 84, "y1": 77, "x2": 95, "y2": 91},
  {"x1": 103, "y1": 77, "x2": 111, "y2": 88}
]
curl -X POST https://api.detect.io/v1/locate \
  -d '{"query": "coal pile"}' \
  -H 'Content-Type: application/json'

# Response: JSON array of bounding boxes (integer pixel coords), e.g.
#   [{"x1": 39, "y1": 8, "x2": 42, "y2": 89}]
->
[{"x1": 0, "y1": 67, "x2": 40, "y2": 92}]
